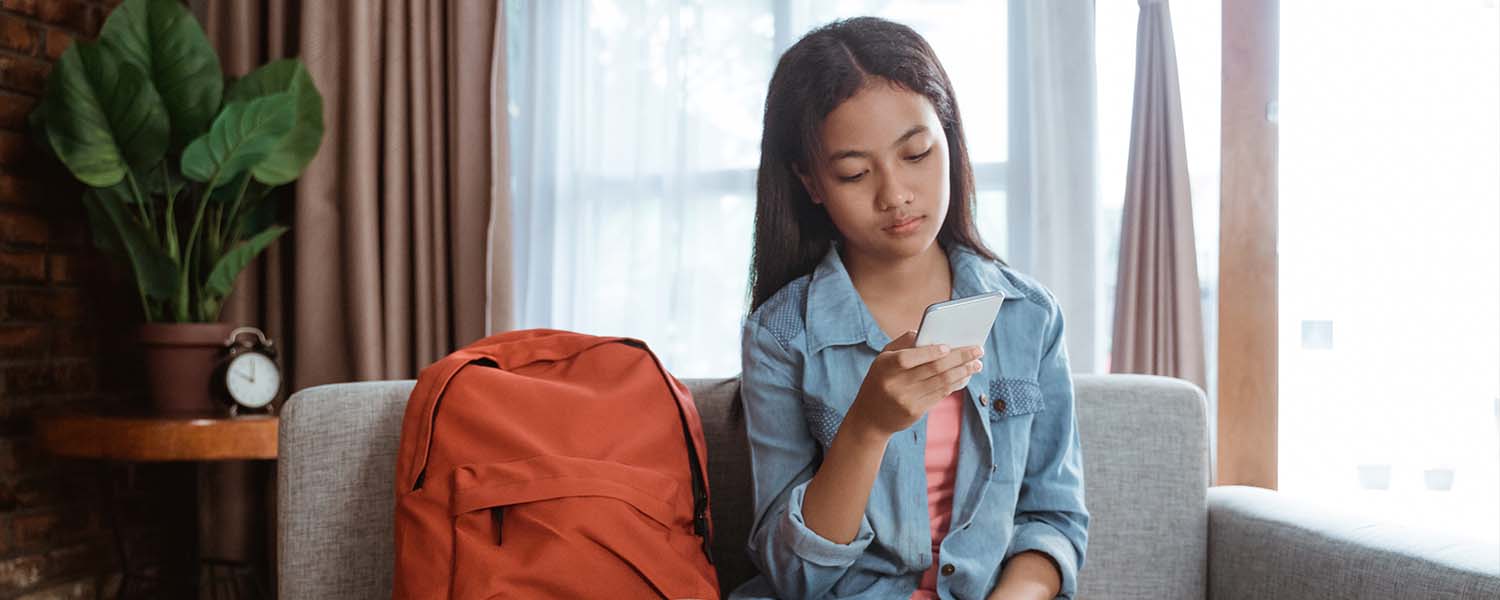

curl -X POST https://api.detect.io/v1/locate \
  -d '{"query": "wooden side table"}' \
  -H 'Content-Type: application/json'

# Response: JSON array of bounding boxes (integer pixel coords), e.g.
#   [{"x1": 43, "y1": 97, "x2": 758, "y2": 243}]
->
[{"x1": 37, "y1": 410, "x2": 278, "y2": 600}]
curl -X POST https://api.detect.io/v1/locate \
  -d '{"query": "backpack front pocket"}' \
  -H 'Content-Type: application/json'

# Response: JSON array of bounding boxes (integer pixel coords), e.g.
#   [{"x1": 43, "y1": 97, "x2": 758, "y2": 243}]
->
[{"x1": 448, "y1": 454, "x2": 714, "y2": 600}]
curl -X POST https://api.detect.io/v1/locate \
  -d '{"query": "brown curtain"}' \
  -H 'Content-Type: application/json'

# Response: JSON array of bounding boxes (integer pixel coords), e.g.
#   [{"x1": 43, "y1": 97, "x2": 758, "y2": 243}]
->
[
  {"x1": 190, "y1": 0, "x2": 512, "y2": 591},
  {"x1": 196, "y1": 0, "x2": 513, "y2": 393},
  {"x1": 1109, "y1": 0, "x2": 1207, "y2": 391}
]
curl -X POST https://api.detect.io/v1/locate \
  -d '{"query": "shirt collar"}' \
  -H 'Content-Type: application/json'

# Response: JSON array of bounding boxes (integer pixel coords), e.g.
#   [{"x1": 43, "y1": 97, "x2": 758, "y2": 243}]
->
[{"x1": 804, "y1": 242, "x2": 1023, "y2": 354}]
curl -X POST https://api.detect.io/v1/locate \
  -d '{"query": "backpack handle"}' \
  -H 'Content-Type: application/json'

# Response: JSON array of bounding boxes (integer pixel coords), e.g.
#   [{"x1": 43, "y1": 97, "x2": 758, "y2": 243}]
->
[{"x1": 463, "y1": 329, "x2": 630, "y2": 370}]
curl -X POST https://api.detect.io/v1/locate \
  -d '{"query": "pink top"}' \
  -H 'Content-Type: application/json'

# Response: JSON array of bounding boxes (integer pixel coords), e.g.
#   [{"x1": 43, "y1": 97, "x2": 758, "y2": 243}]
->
[{"x1": 910, "y1": 389, "x2": 964, "y2": 600}]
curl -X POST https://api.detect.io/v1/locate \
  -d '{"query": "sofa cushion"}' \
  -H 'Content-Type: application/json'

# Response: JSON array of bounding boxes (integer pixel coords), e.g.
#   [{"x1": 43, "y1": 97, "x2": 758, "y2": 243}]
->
[
  {"x1": 277, "y1": 374, "x2": 1213, "y2": 599},
  {"x1": 1208, "y1": 485, "x2": 1500, "y2": 599},
  {"x1": 684, "y1": 378, "x2": 757, "y2": 592}
]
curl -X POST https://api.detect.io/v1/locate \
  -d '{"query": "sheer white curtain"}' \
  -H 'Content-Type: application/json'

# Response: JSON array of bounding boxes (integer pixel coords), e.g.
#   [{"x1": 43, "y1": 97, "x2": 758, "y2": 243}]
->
[
  {"x1": 1007, "y1": 0, "x2": 1099, "y2": 373},
  {"x1": 507, "y1": 0, "x2": 770, "y2": 376},
  {"x1": 507, "y1": 0, "x2": 1093, "y2": 377}
]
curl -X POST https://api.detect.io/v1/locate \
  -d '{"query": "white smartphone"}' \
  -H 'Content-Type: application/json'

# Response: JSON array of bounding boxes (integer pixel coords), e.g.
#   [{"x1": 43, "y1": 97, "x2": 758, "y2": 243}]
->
[{"x1": 914, "y1": 291, "x2": 1005, "y2": 349}]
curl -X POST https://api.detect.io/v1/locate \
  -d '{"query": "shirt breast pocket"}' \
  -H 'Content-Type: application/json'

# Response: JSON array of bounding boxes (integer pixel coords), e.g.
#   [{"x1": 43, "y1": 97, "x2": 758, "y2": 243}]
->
[
  {"x1": 988, "y1": 377, "x2": 1045, "y2": 420},
  {"x1": 987, "y1": 377, "x2": 1045, "y2": 482}
]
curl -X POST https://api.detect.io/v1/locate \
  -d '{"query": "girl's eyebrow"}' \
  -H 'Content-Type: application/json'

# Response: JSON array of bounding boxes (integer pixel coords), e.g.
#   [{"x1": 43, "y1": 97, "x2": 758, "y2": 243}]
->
[{"x1": 827, "y1": 125, "x2": 930, "y2": 161}]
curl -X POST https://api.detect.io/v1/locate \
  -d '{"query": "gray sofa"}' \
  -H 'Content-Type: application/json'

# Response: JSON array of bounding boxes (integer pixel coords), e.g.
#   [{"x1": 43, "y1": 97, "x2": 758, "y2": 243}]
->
[{"x1": 276, "y1": 374, "x2": 1500, "y2": 599}]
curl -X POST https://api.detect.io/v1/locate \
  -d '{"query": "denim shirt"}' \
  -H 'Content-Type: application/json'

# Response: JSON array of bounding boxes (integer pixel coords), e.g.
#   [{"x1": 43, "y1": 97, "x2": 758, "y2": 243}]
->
[{"x1": 730, "y1": 244, "x2": 1088, "y2": 600}]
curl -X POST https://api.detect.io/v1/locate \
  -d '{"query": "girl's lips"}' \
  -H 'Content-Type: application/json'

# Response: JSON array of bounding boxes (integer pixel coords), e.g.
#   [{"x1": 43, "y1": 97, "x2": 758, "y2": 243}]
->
[{"x1": 885, "y1": 215, "x2": 924, "y2": 235}]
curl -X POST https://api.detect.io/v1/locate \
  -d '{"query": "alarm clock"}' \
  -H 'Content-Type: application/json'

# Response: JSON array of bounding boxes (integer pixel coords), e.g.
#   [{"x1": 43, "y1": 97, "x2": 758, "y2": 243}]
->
[{"x1": 215, "y1": 326, "x2": 282, "y2": 416}]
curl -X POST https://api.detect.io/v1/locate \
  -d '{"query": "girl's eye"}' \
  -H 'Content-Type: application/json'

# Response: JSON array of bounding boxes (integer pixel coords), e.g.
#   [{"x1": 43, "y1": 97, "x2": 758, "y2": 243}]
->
[
  {"x1": 905, "y1": 148, "x2": 933, "y2": 162},
  {"x1": 838, "y1": 171, "x2": 867, "y2": 183}
]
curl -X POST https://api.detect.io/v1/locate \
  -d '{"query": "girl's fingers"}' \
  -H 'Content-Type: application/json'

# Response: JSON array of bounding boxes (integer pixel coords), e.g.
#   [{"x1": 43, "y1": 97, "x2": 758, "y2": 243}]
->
[
  {"x1": 884, "y1": 346, "x2": 984, "y2": 413},
  {"x1": 924, "y1": 358, "x2": 981, "y2": 396},
  {"x1": 892, "y1": 343, "x2": 951, "y2": 369},
  {"x1": 935, "y1": 346, "x2": 984, "y2": 378},
  {"x1": 916, "y1": 348, "x2": 981, "y2": 381},
  {"x1": 899, "y1": 344, "x2": 981, "y2": 375},
  {"x1": 911, "y1": 364, "x2": 977, "y2": 410},
  {"x1": 947, "y1": 372, "x2": 975, "y2": 395}
]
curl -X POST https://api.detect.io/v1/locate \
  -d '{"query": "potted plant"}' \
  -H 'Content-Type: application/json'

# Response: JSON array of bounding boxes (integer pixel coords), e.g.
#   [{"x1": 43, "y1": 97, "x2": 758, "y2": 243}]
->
[{"x1": 30, "y1": 0, "x2": 324, "y2": 414}]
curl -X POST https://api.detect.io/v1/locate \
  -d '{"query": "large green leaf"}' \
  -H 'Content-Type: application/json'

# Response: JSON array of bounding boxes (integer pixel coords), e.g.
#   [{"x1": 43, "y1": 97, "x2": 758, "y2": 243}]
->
[
  {"x1": 41, "y1": 42, "x2": 169, "y2": 187},
  {"x1": 84, "y1": 185, "x2": 177, "y2": 302},
  {"x1": 203, "y1": 224, "x2": 287, "y2": 301},
  {"x1": 226, "y1": 59, "x2": 324, "y2": 185},
  {"x1": 180, "y1": 93, "x2": 297, "y2": 189},
  {"x1": 100, "y1": 0, "x2": 223, "y2": 149}
]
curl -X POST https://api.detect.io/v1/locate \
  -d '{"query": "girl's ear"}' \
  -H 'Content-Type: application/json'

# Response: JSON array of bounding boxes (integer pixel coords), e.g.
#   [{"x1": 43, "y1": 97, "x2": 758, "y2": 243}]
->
[{"x1": 791, "y1": 162, "x2": 822, "y2": 205}]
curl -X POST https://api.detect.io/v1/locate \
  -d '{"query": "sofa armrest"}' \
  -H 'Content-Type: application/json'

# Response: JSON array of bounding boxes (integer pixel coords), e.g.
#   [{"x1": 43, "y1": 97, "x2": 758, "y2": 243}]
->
[{"x1": 1207, "y1": 485, "x2": 1500, "y2": 599}]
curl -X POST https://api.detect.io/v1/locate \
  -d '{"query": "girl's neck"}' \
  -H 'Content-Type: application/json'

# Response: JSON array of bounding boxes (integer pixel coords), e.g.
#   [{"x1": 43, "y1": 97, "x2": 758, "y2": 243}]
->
[{"x1": 842, "y1": 241, "x2": 953, "y2": 308}]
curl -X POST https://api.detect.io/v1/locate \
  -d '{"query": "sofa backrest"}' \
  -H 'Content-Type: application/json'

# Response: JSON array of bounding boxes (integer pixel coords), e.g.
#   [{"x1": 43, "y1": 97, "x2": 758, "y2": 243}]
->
[
  {"x1": 1071, "y1": 374, "x2": 1209, "y2": 599},
  {"x1": 277, "y1": 374, "x2": 1208, "y2": 599}
]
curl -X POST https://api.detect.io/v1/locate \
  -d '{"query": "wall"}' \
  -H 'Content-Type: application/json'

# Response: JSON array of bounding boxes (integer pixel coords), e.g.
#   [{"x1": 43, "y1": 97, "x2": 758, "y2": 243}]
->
[{"x1": 0, "y1": 0, "x2": 189, "y2": 598}]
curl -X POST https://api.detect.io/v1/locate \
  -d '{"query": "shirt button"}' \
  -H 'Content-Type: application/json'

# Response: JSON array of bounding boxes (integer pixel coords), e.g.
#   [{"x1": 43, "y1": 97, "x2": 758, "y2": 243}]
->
[
  {"x1": 978, "y1": 393, "x2": 988, "y2": 406},
  {"x1": 996, "y1": 399, "x2": 1007, "y2": 413},
  {"x1": 940, "y1": 564, "x2": 956, "y2": 576}
]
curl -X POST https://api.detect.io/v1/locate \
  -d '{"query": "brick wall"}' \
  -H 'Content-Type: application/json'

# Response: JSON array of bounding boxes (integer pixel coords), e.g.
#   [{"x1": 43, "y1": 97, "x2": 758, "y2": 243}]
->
[{"x1": 0, "y1": 1, "x2": 190, "y2": 598}]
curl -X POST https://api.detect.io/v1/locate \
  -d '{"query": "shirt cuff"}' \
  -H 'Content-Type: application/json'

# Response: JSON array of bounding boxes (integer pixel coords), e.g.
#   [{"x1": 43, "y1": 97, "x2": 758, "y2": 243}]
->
[
  {"x1": 1005, "y1": 521, "x2": 1081, "y2": 599},
  {"x1": 778, "y1": 481, "x2": 875, "y2": 567}
]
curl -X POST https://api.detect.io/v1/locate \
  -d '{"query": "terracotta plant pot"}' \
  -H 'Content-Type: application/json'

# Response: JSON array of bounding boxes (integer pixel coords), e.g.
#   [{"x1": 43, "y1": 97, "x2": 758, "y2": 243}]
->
[{"x1": 139, "y1": 323, "x2": 236, "y2": 415}]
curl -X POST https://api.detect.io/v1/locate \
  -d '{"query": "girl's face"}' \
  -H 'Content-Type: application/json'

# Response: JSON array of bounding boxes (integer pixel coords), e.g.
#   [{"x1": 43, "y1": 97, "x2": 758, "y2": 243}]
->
[{"x1": 799, "y1": 81, "x2": 951, "y2": 262}]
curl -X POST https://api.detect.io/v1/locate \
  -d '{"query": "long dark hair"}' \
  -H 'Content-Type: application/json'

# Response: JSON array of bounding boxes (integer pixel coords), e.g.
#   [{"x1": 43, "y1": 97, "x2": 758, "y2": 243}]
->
[{"x1": 749, "y1": 16, "x2": 1001, "y2": 313}]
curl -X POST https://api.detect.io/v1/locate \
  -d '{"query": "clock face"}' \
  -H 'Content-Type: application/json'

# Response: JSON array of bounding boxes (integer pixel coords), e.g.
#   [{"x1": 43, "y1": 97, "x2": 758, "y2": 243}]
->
[{"x1": 226, "y1": 352, "x2": 280, "y2": 408}]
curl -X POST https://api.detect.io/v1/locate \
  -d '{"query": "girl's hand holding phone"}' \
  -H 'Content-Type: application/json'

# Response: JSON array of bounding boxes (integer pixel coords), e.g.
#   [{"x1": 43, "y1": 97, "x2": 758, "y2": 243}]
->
[{"x1": 845, "y1": 330, "x2": 983, "y2": 440}]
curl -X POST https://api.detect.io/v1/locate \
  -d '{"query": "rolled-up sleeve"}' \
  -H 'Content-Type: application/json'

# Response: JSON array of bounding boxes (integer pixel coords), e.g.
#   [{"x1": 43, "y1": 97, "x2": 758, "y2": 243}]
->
[
  {"x1": 740, "y1": 316, "x2": 873, "y2": 598},
  {"x1": 1005, "y1": 291, "x2": 1090, "y2": 599}
]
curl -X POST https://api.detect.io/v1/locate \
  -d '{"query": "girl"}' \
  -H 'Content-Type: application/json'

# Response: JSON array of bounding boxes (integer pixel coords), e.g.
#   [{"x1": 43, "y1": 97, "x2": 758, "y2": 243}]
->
[{"x1": 733, "y1": 17, "x2": 1088, "y2": 600}]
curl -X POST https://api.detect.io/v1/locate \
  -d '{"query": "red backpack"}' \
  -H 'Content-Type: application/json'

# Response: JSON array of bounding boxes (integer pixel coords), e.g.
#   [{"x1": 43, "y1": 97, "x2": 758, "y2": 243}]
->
[{"x1": 392, "y1": 330, "x2": 719, "y2": 599}]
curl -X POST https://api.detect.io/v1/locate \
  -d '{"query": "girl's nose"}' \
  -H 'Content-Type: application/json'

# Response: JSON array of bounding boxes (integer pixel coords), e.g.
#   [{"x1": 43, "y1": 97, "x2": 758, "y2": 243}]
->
[{"x1": 876, "y1": 176, "x2": 915, "y2": 210}]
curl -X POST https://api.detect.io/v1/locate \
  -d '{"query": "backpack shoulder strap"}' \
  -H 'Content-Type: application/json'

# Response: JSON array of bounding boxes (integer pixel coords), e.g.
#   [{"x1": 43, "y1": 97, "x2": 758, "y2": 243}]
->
[{"x1": 395, "y1": 349, "x2": 491, "y2": 493}]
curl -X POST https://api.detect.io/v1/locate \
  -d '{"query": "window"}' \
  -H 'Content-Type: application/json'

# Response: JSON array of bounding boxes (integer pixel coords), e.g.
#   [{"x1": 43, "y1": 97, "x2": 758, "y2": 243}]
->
[
  {"x1": 1278, "y1": 0, "x2": 1500, "y2": 543},
  {"x1": 508, "y1": 0, "x2": 1009, "y2": 377}
]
